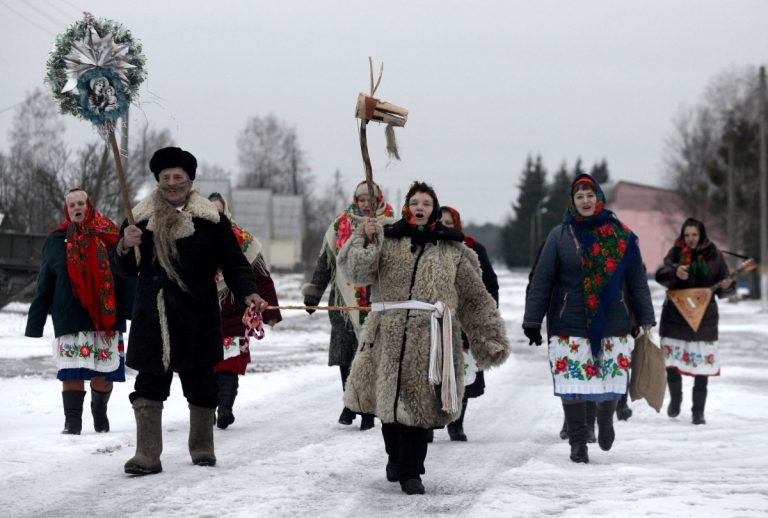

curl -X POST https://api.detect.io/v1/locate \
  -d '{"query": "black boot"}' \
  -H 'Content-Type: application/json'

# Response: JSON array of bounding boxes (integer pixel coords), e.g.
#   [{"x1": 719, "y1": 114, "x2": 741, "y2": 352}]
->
[
  {"x1": 91, "y1": 389, "x2": 112, "y2": 433},
  {"x1": 401, "y1": 478, "x2": 425, "y2": 495},
  {"x1": 692, "y1": 377, "x2": 708, "y2": 425},
  {"x1": 562, "y1": 401, "x2": 589, "y2": 464},
  {"x1": 447, "y1": 399, "x2": 468, "y2": 441},
  {"x1": 667, "y1": 368, "x2": 682, "y2": 418},
  {"x1": 215, "y1": 371, "x2": 238, "y2": 430},
  {"x1": 62, "y1": 391, "x2": 85, "y2": 435},
  {"x1": 425, "y1": 429, "x2": 433, "y2": 443},
  {"x1": 559, "y1": 418, "x2": 568, "y2": 440},
  {"x1": 338, "y1": 407, "x2": 356, "y2": 425},
  {"x1": 596, "y1": 400, "x2": 618, "y2": 451},
  {"x1": 360, "y1": 413, "x2": 375, "y2": 431},
  {"x1": 616, "y1": 393, "x2": 632, "y2": 421},
  {"x1": 585, "y1": 401, "x2": 597, "y2": 444}
]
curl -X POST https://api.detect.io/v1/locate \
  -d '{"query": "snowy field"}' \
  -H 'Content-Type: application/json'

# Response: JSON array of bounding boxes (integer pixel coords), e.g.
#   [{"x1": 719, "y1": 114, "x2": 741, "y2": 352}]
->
[{"x1": 0, "y1": 270, "x2": 766, "y2": 518}]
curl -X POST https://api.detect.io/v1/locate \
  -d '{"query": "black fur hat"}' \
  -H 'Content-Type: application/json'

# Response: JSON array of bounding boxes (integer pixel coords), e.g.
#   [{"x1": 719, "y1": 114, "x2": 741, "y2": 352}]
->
[{"x1": 149, "y1": 147, "x2": 197, "y2": 181}]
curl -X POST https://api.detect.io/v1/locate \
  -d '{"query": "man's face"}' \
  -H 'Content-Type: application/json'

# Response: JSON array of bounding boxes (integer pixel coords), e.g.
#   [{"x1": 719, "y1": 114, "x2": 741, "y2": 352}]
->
[
  {"x1": 65, "y1": 191, "x2": 88, "y2": 223},
  {"x1": 158, "y1": 167, "x2": 192, "y2": 206}
]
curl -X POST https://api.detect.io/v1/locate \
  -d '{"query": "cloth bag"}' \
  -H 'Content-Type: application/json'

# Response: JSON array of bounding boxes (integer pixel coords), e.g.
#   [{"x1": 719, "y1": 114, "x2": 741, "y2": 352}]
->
[{"x1": 629, "y1": 331, "x2": 666, "y2": 412}]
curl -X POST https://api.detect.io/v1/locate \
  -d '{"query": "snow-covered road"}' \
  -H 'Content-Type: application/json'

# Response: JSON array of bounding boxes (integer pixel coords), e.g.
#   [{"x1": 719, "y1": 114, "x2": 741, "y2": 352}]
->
[{"x1": 1, "y1": 271, "x2": 766, "y2": 517}]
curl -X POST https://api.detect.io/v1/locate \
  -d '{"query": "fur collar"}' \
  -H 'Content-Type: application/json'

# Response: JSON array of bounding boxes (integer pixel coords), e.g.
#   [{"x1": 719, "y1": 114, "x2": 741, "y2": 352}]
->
[{"x1": 132, "y1": 190, "x2": 220, "y2": 241}]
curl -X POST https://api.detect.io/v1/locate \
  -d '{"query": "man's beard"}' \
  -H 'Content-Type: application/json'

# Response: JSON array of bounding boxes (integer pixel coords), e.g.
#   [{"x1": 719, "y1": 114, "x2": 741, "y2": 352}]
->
[{"x1": 152, "y1": 190, "x2": 189, "y2": 291}]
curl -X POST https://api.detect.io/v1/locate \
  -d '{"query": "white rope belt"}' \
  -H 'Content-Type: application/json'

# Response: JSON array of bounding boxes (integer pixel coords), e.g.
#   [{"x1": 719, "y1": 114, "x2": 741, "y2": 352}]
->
[{"x1": 370, "y1": 300, "x2": 459, "y2": 413}]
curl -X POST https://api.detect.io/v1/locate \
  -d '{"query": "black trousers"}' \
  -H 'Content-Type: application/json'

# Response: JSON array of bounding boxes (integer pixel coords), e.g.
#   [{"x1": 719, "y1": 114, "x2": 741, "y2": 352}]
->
[
  {"x1": 381, "y1": 422, "x2": 429, "y2": 482},
  {"x1": 130, "y1": 366, "x2": 218, "y2": 408}
]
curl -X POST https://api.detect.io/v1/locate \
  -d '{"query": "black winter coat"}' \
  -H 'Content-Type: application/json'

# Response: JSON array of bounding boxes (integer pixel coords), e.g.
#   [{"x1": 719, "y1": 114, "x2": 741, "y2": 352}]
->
[
  {"x1": 655, "y1": 244, "x2": 734, "y2": 342},
  {"x1": 112, "y1": 192, "x2": 257, "y2": 374},
  {"x1": 25, "y1": 231, "x2": 132, "y2": 338}
]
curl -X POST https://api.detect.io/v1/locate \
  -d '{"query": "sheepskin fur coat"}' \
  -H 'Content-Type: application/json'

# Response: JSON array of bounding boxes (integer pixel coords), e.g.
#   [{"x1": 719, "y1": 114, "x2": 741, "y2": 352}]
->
[
  {"x1": 336, "y1": 225, "x2": 510, "y2": 428},
  {"x1": 112, "y1": 191, "x2": 257, "y2": 374}
]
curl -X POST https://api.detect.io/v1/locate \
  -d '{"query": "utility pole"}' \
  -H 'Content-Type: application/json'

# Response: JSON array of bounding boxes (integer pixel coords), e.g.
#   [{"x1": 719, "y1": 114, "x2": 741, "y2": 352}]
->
[
  {"x1": 759, "y1": 66, "x2": 767, "y2": 310},
  {"x1": 725, "y1": 114, "x2": 736, "y2": 259}
]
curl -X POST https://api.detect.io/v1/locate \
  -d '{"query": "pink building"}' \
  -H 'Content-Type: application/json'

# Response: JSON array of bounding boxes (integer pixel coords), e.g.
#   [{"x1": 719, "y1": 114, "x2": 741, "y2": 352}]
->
[{"x1": 604, "y1": 181, "x2": 689, "y2": 272}]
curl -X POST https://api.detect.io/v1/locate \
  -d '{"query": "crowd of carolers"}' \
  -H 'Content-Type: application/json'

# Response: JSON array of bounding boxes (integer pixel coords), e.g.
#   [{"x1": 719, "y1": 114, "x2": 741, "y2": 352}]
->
[{"x1": 24, "y1": 146, "x2": 736, "y2": 495}]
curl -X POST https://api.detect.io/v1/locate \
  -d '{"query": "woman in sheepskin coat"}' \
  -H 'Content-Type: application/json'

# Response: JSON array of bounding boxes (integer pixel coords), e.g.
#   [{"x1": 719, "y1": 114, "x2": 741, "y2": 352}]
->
[
  {"x1": 302, "y1": 181, "x2": 395, "y2": 430},
  {"x1": 337, "y1": 181, "x2": 510, "y2": 495}
]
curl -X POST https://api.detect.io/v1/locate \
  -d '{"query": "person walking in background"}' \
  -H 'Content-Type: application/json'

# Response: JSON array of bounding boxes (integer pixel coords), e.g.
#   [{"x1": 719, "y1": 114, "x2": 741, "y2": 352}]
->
[
  {"x1": 302, "y1": 180, "x2": 395, "y2": 431},
  {"x1": 438, "y1": 205, "x2": 499, "y2": 442},
  {"x1": 655, "y1": 217, "x2": 735, "y2": 425},
  {"x1": 523, "y1": 174, "x2": 655, "y2": 464},
  {"x1": 208, "y1": 192, "x2": 282, "y2": 429},
  {"x1": 113, "y1": 147, "x2": 263, "y2": 475},
  {"x1": 337, "y1": 181, "x2": 510, "y2": 494},
  {"x1": 25, "y1": 188, "x2": 133, "y2": 435}
]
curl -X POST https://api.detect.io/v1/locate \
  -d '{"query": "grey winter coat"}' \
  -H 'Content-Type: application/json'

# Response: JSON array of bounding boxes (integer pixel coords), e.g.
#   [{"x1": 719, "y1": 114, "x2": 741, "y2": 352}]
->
[
  {"x1": 524, "y1": 223, "x2": 655, "y2": 338},
  {"x1": 302, "y1": 247, "x2": 358, "y2": 367},
  {"x1": 337, "y1": 225, "x2": 510, "y2": 428}
]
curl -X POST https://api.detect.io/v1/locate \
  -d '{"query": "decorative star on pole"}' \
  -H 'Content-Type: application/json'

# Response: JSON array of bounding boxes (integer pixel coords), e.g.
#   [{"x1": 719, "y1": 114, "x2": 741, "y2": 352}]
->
[{"x1": 60, "y1": 16, "x2": 135, "y2": 94}]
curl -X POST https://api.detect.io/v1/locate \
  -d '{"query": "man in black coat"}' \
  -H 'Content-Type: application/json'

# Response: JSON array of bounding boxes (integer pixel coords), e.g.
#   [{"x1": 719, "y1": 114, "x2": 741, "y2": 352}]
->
[{"x1": 113, "y1": 146, "x2": 263, "y2": 475}]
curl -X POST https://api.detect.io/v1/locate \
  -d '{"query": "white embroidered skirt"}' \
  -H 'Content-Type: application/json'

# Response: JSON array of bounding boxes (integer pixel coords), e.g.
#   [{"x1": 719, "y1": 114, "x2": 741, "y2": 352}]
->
[
  {"x1": 661, "y1": 336, "x2": 720, "y2": 376},
  {"x1": 548, "y1": 335, "x2": 633, "y2": 401},
  {"x1": 54, "y1": 331, "x2": 124, "y2": 378}
]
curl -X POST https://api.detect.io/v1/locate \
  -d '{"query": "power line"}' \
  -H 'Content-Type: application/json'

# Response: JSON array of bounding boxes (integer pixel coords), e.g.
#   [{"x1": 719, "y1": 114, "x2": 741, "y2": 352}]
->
[
  {"x1": 0, "y1": 0, "x2": 55, "y2": 35},
  {"x1": 44, "y1": 0, "x2": 79, "y2": 19},
  {"x1": 0, "y1": 101, "x2": 25, "y2": 116},
  {"x1": 60, "y1": 0, "x2": 82, "y2": 15},
  {"x1": 20, "y1": 0, "x2": 70, "y2": 28}
]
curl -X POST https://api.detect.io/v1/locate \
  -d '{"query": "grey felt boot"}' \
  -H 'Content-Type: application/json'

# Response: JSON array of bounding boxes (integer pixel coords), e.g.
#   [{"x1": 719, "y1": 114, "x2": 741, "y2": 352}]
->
[
  {"x1": 189, "y1": 404, "x2": 216, "y2": 467},
  {"x1": 124, "y1": 398, "x2": 163, "y2": 475}
]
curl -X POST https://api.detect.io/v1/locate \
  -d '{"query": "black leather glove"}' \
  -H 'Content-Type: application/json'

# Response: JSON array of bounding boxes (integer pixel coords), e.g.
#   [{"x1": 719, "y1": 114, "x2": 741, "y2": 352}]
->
[
  {"x1": 304, "y1": 298, "x2": 319, "y2": 315},
  {"x1": 523, "y1": 327, "x2": 543, "y2": 346}
]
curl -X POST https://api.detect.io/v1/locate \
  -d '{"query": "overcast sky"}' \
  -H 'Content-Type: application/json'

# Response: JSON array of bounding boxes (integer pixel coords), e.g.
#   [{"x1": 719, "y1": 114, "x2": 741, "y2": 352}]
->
[{"x1": 1, "y1": 0, "x2": 766, "y2": 224}]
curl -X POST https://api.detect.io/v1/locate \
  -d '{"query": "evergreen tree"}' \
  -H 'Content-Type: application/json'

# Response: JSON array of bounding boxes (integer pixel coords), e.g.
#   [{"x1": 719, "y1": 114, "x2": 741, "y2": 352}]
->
[
  {"x1": 589, "y1": 159, "x2": 610, "y2": 183},
  {"x1": 572, "y1": 157, "x2": 586, "y2": 179},
  {"x1": 541, "y1": 162, "x2": 572, "y2": 237},
  {"x1": 501, "y1": 155, "x2": 548, "y2": 267}
]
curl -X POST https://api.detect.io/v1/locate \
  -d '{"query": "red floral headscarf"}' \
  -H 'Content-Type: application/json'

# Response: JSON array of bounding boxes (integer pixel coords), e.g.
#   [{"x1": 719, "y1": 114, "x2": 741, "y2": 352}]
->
[
  {"x1": 51, "y1": 193, "x2": 120, "y2": 332},
  {"x1": 441, "y1": 206, "x2": 476, "y2": 247}
]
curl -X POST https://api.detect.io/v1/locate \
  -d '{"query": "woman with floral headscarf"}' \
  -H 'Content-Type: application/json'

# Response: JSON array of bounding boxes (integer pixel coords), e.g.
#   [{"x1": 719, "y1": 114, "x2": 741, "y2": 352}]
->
[
  {"x1": 26, "y1": 188, "x2": 133, "y2": 434},
  {"x1": 523, "y1": 174, "x2": 655, "y2": 464},
  {"x1": 438, "y1": 206, "x2": 499, "y2": 442},
  {"x1": 302, "y1": 180, "x2": 396, "y2": 430},
  {"x1": 655, "y1": 218, "x2": 734, "y2": 425},
  {"x1": 208, "y1": 193, "x2": 282, "y2": 429}
]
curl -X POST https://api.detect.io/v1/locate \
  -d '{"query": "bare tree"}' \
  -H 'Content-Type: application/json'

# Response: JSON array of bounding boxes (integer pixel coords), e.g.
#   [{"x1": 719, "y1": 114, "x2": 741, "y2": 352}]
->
[
  {"x1": 662, "y1": 65, "x2": 762, "y2": 294},
  {"x1": 0, "y1": 89, "x2": 69, "y2": 232},
  {"x1": 237, "y1": 114, "x2": 311, "y2": 195}
]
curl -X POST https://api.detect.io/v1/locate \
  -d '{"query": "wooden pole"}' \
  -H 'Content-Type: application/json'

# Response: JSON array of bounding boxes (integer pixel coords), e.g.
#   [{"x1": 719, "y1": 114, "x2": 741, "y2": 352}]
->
[{"x1": 108, "y1": 130, "x2": 141, "y2": 264}]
